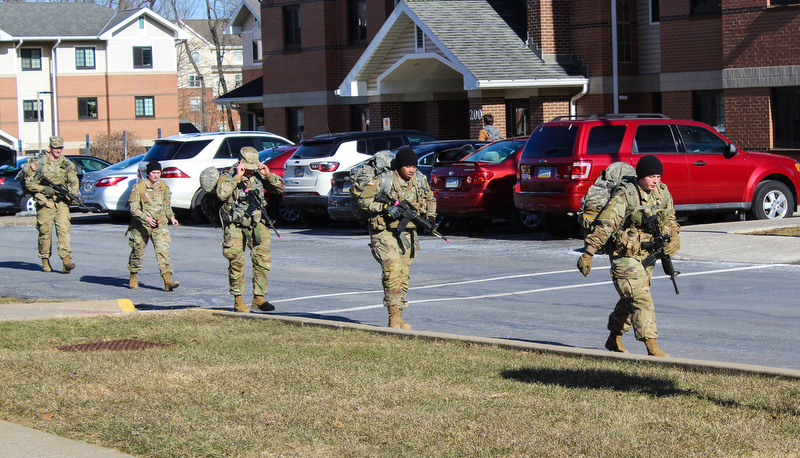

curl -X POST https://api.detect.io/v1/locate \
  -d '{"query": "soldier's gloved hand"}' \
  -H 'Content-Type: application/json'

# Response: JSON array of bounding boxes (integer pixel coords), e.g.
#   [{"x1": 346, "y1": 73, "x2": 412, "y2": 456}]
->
[
  {"x1": 42, "y1": 186, "x2": 55, "y2": 197},
  {"x1": 577, "y1": 252, "x2": 593, "y2": 277},
  {"x1": 384, "y1": 203, "x2": 402, "y2": 220},
  {"x1": 427, "y1": 215, "x2": 437, "y2": 231},
  {"x1": 664, "y1": 233, "x2": 680, "y2": 257}
]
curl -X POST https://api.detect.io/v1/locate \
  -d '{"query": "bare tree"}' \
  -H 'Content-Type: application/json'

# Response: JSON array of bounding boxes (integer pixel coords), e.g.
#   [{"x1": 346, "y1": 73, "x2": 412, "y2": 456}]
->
[{"x1": 203, "y1": 0, "x2": 237, "y2": 132}]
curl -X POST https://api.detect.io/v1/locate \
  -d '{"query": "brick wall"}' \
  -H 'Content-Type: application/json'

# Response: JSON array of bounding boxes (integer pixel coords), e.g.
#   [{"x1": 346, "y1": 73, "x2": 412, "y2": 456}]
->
[
  {"x1": 436, "y1": 99, "x2": 469, "y2": 139},
  {"x1": 660, "y1": 3, "x2": 722, "y2": 73},
  {"x1": 725, "y1": 87, "x2": 771, "y2": 151},
  {"x1": 722, "y1": 4, "x2": 800, "y2": 69},
  {"x1": 661, "y1": 91, "x2": 693, "y2": 120},
  {"x1": 0, "y1": 76, "x2": 19, "y2": 139},
  {"x1": 469, "y1": 97, "x2": 506, "y2": 139}
]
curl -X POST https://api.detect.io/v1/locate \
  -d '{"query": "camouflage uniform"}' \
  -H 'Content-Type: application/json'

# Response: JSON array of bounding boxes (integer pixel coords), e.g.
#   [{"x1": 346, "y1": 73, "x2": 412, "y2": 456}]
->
[
  {"x1": 216, "y1": 167, "x2": 285, "y2": 298},
  {"x1": 127, "y1": 179, "x2": 175, "y2": 275},
  {"x1": 358, "y1": 170, "x2": 436, "y2": 310},
  {"x1": 584, "y1": 182, "x2": 680, "y2": 341},
  {"x1": 23, "y1": 151, "x2": 79, "y2": 263}
]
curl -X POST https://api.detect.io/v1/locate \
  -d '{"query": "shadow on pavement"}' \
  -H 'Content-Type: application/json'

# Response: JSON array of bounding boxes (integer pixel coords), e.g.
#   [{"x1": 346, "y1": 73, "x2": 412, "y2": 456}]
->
[
  {"x1": 271, "y1": 312, "x2": 364, "y2": 325},
  {"x1": 79, "y1": 275, "x2": 162, "y2": 291},
  {"x1": 0, "y1": 260, "x2": 46, "y2": 272}
]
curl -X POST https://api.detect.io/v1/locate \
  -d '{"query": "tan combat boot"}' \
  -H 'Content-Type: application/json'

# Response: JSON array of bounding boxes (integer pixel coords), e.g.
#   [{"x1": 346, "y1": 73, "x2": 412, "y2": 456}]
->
[
  {"x1": 129, "y1": 273, "x2": 139, "y2": 289},
  {"x1": 233, "y1": 295, "x2": 250, "y2": 313},
  {"x1": 42, "y1": 259, "x2": 51, "y2": 272},
  {"x1": 644, "y1": 338, "x2": 669, "y2": 357},
  {"x1": 604, "y1": 331, "x2": 629, "y2": 353},
  {"x1": 387, "y1": 305, "x2": 411, "y2": 330},
  {"x1": 162, "y1": 273, "x2": 179, "y2": 292},
  {"x1": 62, "y1": 255, "x2": 75, "y2": 274},
  {"x1": 252, "y1": 295, "x2": 275, "y2": 311}
]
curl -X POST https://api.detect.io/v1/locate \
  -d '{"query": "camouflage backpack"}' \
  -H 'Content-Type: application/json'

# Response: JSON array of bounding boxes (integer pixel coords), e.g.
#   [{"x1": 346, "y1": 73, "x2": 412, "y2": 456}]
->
[
  {"x1": 578, "y1": 161, "x2": 638, "y2": 231},
  {"x1": 349, "y1": 150, "x2": 396, "y2": 225},
  {"x1": 16, "y1": 154, "x2": 46, "y2": 195},
  {"x1": 199, "y1": 166, "x2": 223, "y2": 228}
]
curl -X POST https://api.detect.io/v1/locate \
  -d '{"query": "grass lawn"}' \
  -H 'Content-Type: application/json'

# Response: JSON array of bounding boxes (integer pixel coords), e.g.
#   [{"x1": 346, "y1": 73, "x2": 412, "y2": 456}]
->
[
  {"x1": 0, "y1": 310, "x2": 798, "y2": 457},
  {"x1": 749, "y1": 226, "x2": 800, "y2": 237}
]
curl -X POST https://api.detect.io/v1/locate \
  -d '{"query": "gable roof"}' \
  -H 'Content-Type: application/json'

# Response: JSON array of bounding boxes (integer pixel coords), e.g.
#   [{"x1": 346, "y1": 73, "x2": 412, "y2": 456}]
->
[
  {"x1": 0, "y1": 3, "x2": 186, "y2": 40},
  {"x1": 225, "y1": 0, "x2": 261, "y2": 34},
  {"x1": 180, "y1": 19, "x2": 239, "y2": 48},
  {"x1": 214, "y1": 76, "x2": 262, "y2": 104},
  {"x1": 338, "y1": 0, "x2": 586, "y2": 96}
]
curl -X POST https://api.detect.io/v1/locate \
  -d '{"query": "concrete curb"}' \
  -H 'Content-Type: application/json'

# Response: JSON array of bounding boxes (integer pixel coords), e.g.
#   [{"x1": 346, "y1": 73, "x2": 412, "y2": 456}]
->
[
  {"x1": 207, "y1": 309, "x2": 800, "y2": 380},
  {"x1": 0, "y1": 299, "x2": 135, "y2": 321}
]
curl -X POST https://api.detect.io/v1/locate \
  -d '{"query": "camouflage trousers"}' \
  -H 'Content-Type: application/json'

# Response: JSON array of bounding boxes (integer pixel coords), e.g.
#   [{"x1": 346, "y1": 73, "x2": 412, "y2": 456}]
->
[
  {"x1": 369, "y1": 229, "x2": 417, "y2": 309},
  {"x1": 127, "y1": 221, "x2": 172, "y2": 275},
  {"x1": 36, "y1": 199, "x2": 71, "y2": 260},
  {"x1": 222, "y1": 221, "x2": 271, "y2": 297},
  {"x1": 608, "y1": 257, "x2": 658, "y2": 340}
]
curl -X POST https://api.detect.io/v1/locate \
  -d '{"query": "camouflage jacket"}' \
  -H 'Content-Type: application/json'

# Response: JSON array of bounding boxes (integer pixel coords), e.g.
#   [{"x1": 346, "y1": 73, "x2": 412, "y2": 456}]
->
[
  {"x1": 216, "y1": 168, "x2": 285, "y2": 228},
  {"x1": 23, "y1": 154, "x2": 79, "y2": 204},
  {"x1": 358, "y1": 170, "x2": 436, "y2": 232},
  {"x1": 128, "y1": 179, "x2": 174, "y2": 228},
  {"x1": 585, "y1": 181, "x2": 679, "y2": 260}
]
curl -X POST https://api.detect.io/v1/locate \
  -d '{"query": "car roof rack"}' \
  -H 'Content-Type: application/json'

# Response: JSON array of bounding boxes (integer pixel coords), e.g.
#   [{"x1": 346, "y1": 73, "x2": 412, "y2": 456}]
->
[{"x1": 587, "y1": 113, "x2": 670, "y2": 119}]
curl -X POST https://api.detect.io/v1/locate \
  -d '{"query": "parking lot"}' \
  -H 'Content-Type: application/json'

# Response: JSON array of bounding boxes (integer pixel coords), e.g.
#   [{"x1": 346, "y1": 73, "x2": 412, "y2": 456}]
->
[{"x1": 1, "y1": 213, "x2": 799, "y2": 371}]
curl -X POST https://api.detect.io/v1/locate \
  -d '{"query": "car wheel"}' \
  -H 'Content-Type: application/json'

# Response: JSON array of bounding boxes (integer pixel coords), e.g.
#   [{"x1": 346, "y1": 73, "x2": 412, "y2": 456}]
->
[
  {"x1": 20, "y1": 194, "x2": 37, "y2": 214},
  {"x1": 269, "y1": 195, "x2": 301, "y2": 225},
  {"x1": 192, "y1": 189, "x2": 211, "y2": 224},
  {"x1": 750, "y1": 181, "x2": 794, "y2": 220},
  {"x1": 509, "y1": 209, "x2": 544, "y2": 232},
  {"x1": 453, "y1": 216, "x2": 492, "y2": 232},
  {"x1": 299, "y1": 210, "x2": 331, "y2": 227},
  {"x1": 108, "y1": 211, "x2": 130, "y2": 223}
]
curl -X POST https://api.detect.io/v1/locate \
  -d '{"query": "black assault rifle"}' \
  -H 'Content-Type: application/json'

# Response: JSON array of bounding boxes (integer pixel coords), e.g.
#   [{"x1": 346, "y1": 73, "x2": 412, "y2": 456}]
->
[
  {"x1": 375, "y1": 194, "x2": 449, "y2": 243},
  {"x1": 240, "y1": 184, "x2": 282, "y2": 239},
  {"x1": 40, "y1": 176, "x2": 101, "y2": 213},
  {"x1": 641, "y1": 213, "x2": 680, "y2": 295}
]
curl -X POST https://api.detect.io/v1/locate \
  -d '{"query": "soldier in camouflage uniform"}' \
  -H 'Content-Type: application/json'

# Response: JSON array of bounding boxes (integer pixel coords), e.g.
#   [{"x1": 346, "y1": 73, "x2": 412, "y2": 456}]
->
[
  {"x1": 577, "y1": 155, "x2": 680, "y2": 357},
  {"x1": 23, "y1": 136, "x2": 79, "y2": 274},
  {"x1": 358, "y1": 147, "x2": 437, "y2": 329},
  {"x1": 216, "y1": 147, "x2": 285, "y2": 313},
  {"x1": 127, "y1": 160, "x2": 180, "y2": 291}
]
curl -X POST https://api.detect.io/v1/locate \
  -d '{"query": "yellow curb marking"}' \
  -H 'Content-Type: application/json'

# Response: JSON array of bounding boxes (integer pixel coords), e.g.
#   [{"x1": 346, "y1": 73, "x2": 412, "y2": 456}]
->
[{"x1": 117, "y1": 299, "x2": 135, "y2": 312}]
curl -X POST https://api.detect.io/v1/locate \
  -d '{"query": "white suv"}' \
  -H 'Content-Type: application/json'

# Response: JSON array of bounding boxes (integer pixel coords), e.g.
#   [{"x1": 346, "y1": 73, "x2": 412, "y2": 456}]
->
[
  {"x1": 138, "y1": 132, "x2": 293, "y2": 221},
  {"x1": 283, "y1": 130, "x2": 437, "y2": 226}
]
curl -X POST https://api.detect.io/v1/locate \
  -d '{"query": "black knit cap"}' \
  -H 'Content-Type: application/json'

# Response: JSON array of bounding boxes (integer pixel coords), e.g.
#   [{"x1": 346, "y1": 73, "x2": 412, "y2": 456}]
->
[
  {"x1": 394, "y1": 147, "x2": 417, "y2": 169},
  {"x1": 636, "y1": 155, "x2": 662, "y2": 179},
  {"x1": 146, "y1": 159, "x2": 162, "y2": 174}
]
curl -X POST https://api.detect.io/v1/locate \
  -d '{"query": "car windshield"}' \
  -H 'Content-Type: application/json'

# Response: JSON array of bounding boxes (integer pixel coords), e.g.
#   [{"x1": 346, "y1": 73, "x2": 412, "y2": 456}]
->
[
  {"x1": 464, "y1": 140, "x2": 527, "y2": 164},
  {"x1": 144, "y1": 140, "x2": 212, "y2": 161},
  {"x1": 521, "y1": 124, "x2": 578, "y2": 158},
  {"x1": 105, "y1": 155, "x2": 144, "y2": 171},
  {"x1": 291, "y1": 141, "x2": 335, "y2": 159}
]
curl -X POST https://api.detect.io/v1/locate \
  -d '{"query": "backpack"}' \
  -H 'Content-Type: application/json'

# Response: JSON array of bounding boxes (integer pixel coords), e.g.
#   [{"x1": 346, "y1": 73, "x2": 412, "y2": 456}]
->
[
  {"x1": 483, "y1": 125, "x2": 503, "y2": 142},
  {"x1": 578, "y1": 162, "x2": 638, "y2": 231},
  {"x1": 349, "y1": 150, "x2": 396, "y2": 224},
  {"x1": 199, "y1": 166, "x2": 224, "y2": 228},
  {"x1": 16, "y1": 154, "x2": 46, "y2": 195}
]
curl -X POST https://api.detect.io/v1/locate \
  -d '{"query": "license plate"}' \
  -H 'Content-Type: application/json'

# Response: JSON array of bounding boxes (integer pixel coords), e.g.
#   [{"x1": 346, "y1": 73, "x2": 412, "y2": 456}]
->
[
  {"x1": 342, "y1": 183, "x2": 351, "y2": 193},
  {"x1": 293, "y1": 167, "x2": 304, "y2": 177},
  {"x1": 537, "y1": 167, "x2": 552, "y2": 179},
  {"x1": 445, "y1": 177, "x2": 459, "y2": 188}
]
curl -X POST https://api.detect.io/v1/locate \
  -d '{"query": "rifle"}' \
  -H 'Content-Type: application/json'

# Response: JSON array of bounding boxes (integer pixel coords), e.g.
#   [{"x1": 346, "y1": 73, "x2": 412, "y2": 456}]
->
[
  {"x1": 240, "y1": 184, "x2": 282, "y2": 239},
  {"x1": 40, "y1": 176, "x2": 101, "y2": 213},
  {"x1": 375, "y1": 194, "x2": 449, "y2": 243},
  {"x1": 641, "y1": 213, "x2": 680, "y2": 295}
]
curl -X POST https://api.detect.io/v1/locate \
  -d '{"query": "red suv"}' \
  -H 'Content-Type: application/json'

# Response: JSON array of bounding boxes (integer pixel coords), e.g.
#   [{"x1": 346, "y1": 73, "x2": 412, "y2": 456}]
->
[{"x1": 514, "y1": 114, "x2": 800, "y2": 234}]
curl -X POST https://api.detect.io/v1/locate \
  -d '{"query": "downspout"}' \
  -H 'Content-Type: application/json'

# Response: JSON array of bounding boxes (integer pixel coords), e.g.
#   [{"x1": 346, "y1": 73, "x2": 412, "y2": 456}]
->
[
  {"x1": 229, "y1": 103, "x2": 256, "y2": 131},
  {"x1": 50, "y1": 39, "x2": 61, "y2": 137},
  {"x1": 14, "y1": 38, "x2": 24, "y2": 51},
  {"x1": 611, "y1": 0, "x2": 619, "y2": 114},
  {"x1": 570, "y1": 81, "x2": 589, "y2": 118}
]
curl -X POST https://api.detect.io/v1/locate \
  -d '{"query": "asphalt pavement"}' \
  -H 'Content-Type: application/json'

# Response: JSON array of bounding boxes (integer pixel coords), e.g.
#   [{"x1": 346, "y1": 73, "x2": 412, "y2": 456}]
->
[{"x1": 2, "y1": 211, "x2": 800, "y2": 456}]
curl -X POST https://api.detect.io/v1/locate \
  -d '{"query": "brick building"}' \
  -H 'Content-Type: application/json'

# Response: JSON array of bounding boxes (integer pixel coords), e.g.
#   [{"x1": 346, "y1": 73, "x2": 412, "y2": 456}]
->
[{"x1": 0, "y1": 3, "x2": 188, "y2": 155}]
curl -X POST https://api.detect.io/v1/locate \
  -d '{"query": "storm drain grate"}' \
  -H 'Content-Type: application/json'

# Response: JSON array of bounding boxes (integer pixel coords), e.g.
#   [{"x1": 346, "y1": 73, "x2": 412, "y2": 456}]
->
[{"x1": 56, "y1": 339, "x2": 172, "y2": 352}]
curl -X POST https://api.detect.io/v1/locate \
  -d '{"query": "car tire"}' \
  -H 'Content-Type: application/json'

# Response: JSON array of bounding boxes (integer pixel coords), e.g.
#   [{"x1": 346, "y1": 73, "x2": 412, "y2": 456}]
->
[
  {"x1": 453, "y1": 216, "x2": 492, "y2": 232},
  {"x1": 20, "y1": 194, "x2": 37, "y2": 214},
  {"x1": 268, "y1": 195, "x2": 301, "y2": 225},
  {"x1": 750, "y1": 180, "x2": 794, "y2": 220},
  {"x1": 108, "y1": 211, "x2": 130, "y2": 223},
  {"x1": 299, "y1": 210, "x2": 331, "y2": 227},
  {"x1": 192, "y1": 189, "x2": 211, "y2": 224},
  {"x1": 509, "y1": 209, "x2": 544, "y2": 232}
]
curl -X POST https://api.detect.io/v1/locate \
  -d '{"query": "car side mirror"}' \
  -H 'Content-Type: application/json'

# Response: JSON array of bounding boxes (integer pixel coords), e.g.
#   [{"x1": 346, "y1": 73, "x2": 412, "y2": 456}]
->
[{"x1": 724, "y1": 143, "x2": 737, "y2": 158}]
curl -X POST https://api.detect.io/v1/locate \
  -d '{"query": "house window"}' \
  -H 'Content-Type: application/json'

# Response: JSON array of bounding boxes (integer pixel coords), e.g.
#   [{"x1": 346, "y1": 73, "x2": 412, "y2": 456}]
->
[
  {"x1": 133, "y1": 46, "x2": 152, "y2": 68},
  {"x1": 23, "y1": 100, "x2": 42, "y2": 122},
  {"x1": 135, "y1": 96, "x2": 155, "y2": 117},
  {"x1": 21, "y1": 49, "x2": 42, "y2": 71},
  {"x1": 348, "y1": 0, "x2": 367, "y2": 45},
  {"x1": 190, "y1": 98, "x2": 202, "y2": 112},
  {"x1": 350, "y1": 105, "x2": 369, "y2": 131},
  {"x1": 617, "y1": 0, "x2": 632, "y2": 63},
  {"x1": 78, "y1": 98, "x2": 98, "y2": 119},
  {"x1": 415, "y1": 26, "x2": 425, "y2": 52},
  {"x1": 772, "y1": 87, "x2": 800, "y2": 148},
  {"x1": 188, "y1": 75, "x2": 201, "y2": 87},
  {"x1": 190, "y1": 51, "x2": 200, "y2": 62},
  {"x1": 234, "y1": 51, "x2": 243, "y2": 64},
  {"x1": 252, "y1": 40, "x2": 262, "y2": 62},
  {"x1": 284, "y1": 5, "x2": 301, "y2": 51},
  {"x1": 75, "y1": 47, "x2": 95, "y2": 69},
  {"x1": 235, "y1": 74, "x2": 243, "y2": 87},
  {"x1": 139, "y1": 17, "x2": 145, "y2": 29},
  {"x1": 288, "y1": 107, "x2": 305, "y2": 143},
  {"x1": 650, "y1": 0, "x2": 660, "y2": 23},
  {"x1": 693, "y1": 90, "x2": 725, "y2": 133},
  {"x1": 691, "y1": 0, "x2": 721, "y2": 14}
]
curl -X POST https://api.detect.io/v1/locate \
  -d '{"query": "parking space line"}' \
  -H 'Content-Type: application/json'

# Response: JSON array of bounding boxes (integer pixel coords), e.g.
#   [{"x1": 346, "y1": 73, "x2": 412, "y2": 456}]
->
[{"x1": 312, "y1": 264, "x2": 778, "y2": 315}]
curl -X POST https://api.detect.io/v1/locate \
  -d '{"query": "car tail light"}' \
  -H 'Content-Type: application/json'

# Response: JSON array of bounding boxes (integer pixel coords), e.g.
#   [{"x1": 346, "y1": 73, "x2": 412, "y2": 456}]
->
[
  {"x1": 95, "y1": 176, "x2": 126, "y2": 187},
  {"x1": 570, "y1": 161, "x2": 592, "y2": 180},
  {"x1": 161, "y1": 167, "x2": 190, "y2": 179},
  {"x1": 465, "y1": 170, "x2": 494, "y2": 184},
  {"x1": 310, "y1": 162, "x2": 339, "y2": 172},
  {"x1": 0, "y1": 177, "x2": 5, "y2": 186},
  {"x1": 518, "y1": 164, "x2": 531, "y2": 180},
  {"x1": 430, "y1": 172, "x2": 440, "y2": 186}
]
